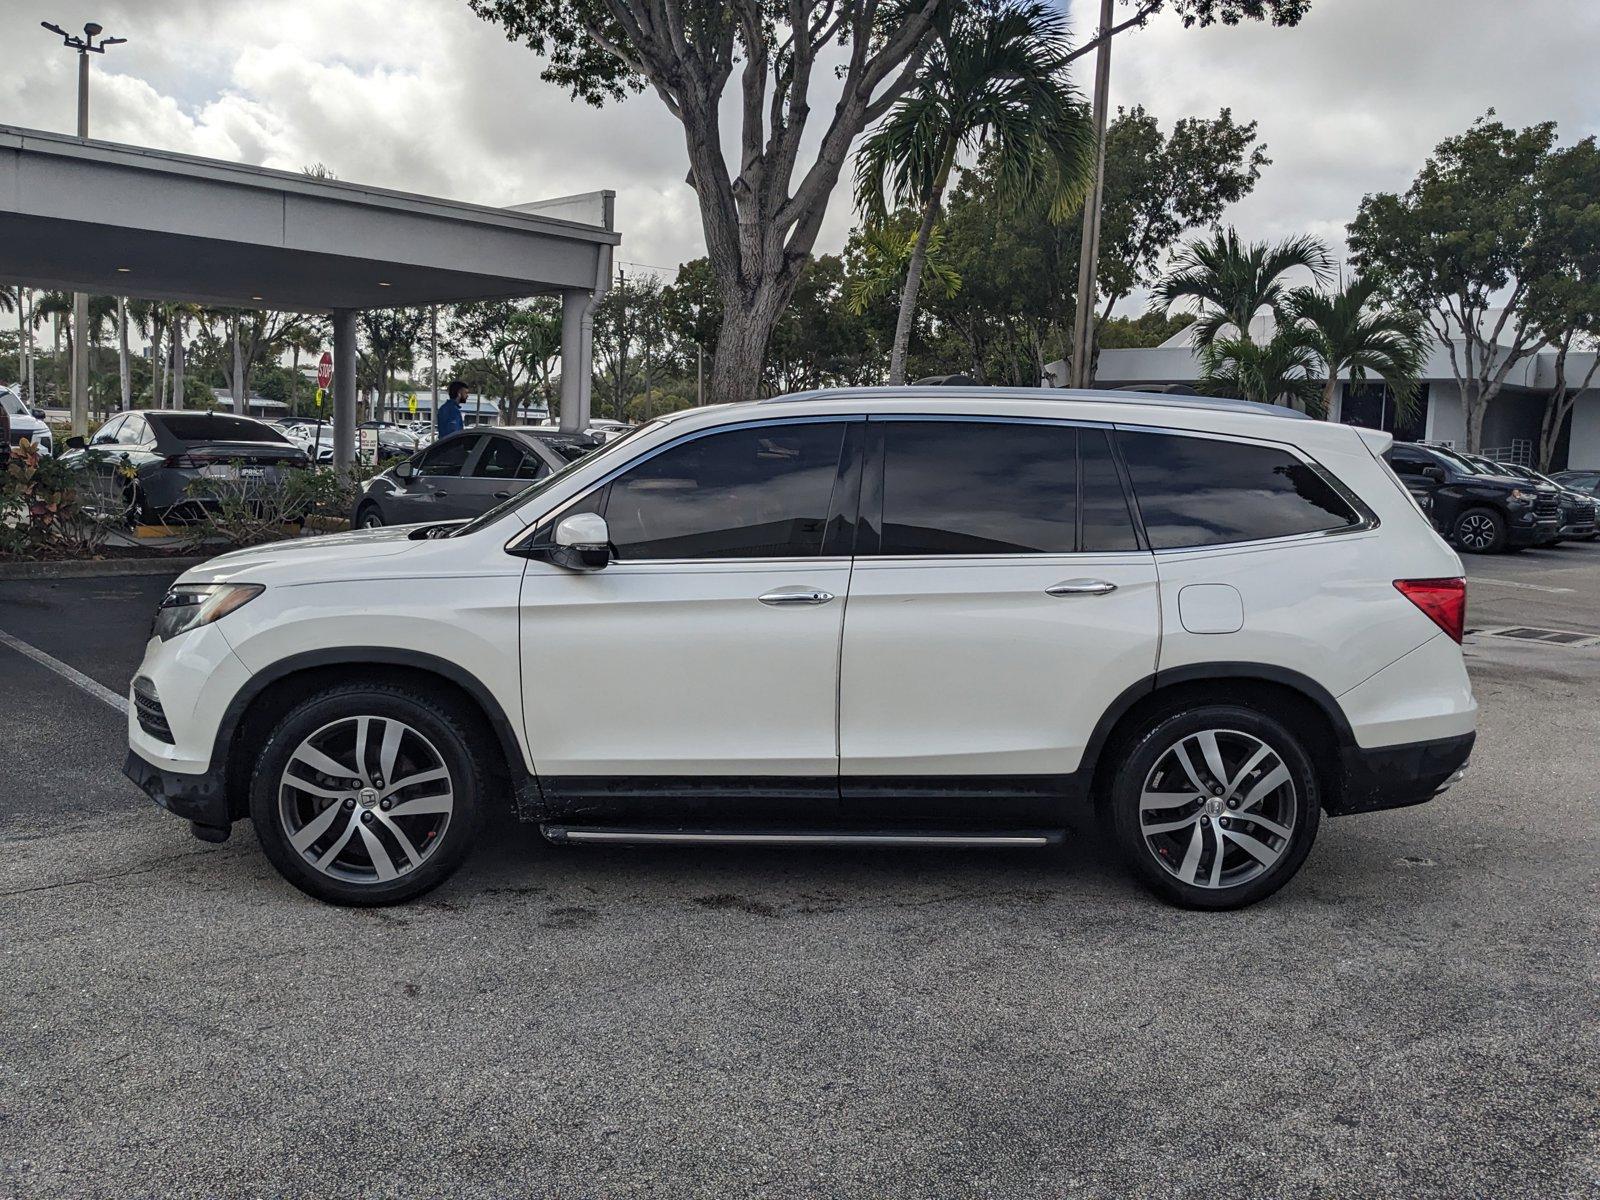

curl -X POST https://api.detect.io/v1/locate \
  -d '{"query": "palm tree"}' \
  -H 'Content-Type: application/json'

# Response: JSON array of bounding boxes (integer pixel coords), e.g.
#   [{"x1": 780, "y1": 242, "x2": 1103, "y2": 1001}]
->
[
  {"x1": 1199, "y1": 327, "x2": 1324, "y2": 411},
  {"x1": 1154, "y1": 227, "x2": 1334, "y2": 348},
  {"x1": 1282, "y1": 275, "x2": 1430, "y2": 423},
  {"x1": 845, "y1": 221, "x2": 962, "y2": 318},
  {"x1": 855, "y1": 0, "x2": 1095, "y2": 384}
]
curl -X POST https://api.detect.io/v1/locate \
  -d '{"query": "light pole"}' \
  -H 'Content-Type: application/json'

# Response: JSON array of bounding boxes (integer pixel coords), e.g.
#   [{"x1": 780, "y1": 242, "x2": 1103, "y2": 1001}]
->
[
  {"x1": 42, "y1": 20, "x2": 127, "y2": 435},
  {"x1": 1067, "y1": 0, "x2": 1113, "y2": 390}
]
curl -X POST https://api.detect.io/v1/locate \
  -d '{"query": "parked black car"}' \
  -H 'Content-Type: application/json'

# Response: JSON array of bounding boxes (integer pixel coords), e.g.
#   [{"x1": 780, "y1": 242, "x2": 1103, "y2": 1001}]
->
[
  {"x1": 60, "y1": 410, "x2": 310, "y2": 522},
  {"x1": 1387, "y1": 441, "x2": 1561, "y2": 553},
  {"x1": 351, "y1": 426, "x2": 601, "y2": 527},
  {"x1": 1483, "y1": 460, "x2": 1598, "y2": 542},
  {"x1": 1550, "y1": 468, "x2": 1600, "y2": 501}
]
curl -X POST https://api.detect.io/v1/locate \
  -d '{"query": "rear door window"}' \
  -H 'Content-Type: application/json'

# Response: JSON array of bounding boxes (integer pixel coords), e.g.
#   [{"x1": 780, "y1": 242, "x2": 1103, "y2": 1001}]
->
[
  {"x1": 473, "y1": 436, "x2": 546, "y2": 481},
  {"x1": 154, "y1": 414, "x2": 289, "y2": 443},
  {"x1": 874, "y1": 420, "x2": 1078, "y2": 555},
  {"x1": 1118, "y1": 429, "x2": 1362, "y2": 549}
]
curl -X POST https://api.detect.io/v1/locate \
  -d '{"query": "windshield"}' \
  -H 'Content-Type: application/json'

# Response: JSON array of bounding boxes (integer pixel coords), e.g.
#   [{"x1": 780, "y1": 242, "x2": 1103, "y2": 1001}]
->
[
  {"x1": 0, "y1": 389, "x2": 27, "y2": 417},
  {"x1": 448, "y1": 419, "x2": 666, "y2": 538},
  {"x1": 1429, "y1": 445, "x2": 1487, "y2": 475}
]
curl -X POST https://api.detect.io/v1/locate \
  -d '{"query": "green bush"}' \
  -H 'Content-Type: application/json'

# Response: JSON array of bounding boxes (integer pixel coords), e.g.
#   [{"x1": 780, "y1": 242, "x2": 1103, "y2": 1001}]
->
[{"x1": 0, "y1": 438, "x2": 131, "y2": 559}]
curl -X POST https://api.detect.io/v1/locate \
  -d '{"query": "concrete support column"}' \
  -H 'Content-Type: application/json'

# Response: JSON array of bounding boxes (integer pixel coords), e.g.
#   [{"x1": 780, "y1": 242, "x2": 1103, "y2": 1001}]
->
[
  {"x1": 71, "y1": 291, "x2": 89, "y2": 436},
  {"x1": 332, "y1": 308, "x2": 358, "y2": 468},
  {"x1": 559, "y1": 289, "x2": 589, "y2": 433}
]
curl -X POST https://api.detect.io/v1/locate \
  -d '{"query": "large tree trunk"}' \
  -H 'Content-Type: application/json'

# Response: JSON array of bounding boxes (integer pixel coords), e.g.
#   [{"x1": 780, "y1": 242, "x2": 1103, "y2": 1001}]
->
[
  {"x1": 889, "y1": 198, "x2": 943, "y2": 386},
  {"x1": 172, "y1": 327, "x2": 186, "y2": 409},
  {"x1": 1462, "y1": 383, "x2": 1487, "y2": 454},
  {"x1": 709, "y1": 281, "x2": 795, "y2": 406}
]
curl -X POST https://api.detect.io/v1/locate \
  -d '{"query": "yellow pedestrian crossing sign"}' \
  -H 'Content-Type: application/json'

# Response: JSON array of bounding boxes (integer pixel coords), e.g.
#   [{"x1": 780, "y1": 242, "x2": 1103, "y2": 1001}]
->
[{"x1": 408, "y1": 393, "x2": 418, "y2": 414}]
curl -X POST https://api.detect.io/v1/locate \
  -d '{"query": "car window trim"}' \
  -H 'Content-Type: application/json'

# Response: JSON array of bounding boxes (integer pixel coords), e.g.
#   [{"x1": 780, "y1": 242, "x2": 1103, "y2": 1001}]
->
[
  {"x1": 506, "y1": 414, "x2": 865, "y2": 563},
  {"x1": 1112, "y1": 422, "x2": 1380, "y2": 552}
]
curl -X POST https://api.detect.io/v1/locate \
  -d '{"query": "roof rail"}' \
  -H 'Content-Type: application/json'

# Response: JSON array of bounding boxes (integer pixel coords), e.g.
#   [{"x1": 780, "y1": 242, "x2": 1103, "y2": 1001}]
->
[{"x1": 755, "y1": 385, "x2": 1313, "y2": 421}]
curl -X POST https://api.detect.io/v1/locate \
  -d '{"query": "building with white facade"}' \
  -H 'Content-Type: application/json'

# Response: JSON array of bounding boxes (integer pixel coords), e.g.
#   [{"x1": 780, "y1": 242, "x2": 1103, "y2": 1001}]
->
[{"x1": 1069, "y1": 314, "x2": 1600, "y2": 469}]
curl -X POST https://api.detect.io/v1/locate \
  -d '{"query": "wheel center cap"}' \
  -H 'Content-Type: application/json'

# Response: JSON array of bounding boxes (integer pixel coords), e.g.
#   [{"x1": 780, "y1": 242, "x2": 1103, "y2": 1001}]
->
[
  {"x1": 358, "y1": 787, "x2": 380, "y2": 809},
  {"x1": 1206, "y1": 797, "x2": 1225, "y2": 818}
]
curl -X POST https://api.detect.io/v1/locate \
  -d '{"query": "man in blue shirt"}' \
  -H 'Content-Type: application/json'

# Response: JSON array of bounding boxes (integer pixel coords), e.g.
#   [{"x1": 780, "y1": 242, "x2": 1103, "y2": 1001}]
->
[{"x1": 437, "y1": 380, "x2": 467, "y2": 438}]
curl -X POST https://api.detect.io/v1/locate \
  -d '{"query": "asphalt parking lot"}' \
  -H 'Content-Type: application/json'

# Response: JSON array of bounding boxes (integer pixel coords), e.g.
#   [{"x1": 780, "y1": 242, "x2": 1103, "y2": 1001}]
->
[{"x1": 2, "y1": 546, "x2": 1597, "y2": 1199}]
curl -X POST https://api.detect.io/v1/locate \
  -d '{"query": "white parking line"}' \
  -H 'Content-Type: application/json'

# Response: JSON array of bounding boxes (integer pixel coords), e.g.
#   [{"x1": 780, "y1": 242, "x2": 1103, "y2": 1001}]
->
[
  {"x1": 0, "y1": 628, "x2": 129, "y2": 714},
  {"x1": 1467, "y1": 577, "x2": 1575, "y2": 595}
]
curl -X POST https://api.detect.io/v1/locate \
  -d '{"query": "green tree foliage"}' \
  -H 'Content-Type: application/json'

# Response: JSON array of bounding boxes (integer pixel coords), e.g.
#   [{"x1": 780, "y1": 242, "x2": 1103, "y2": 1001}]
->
[
  {"x1": 1199, "y1": 327, "x2": 1322, "y2": 410},
  {"x1": 358, "y1": 307, "x2": 430, "y2": 419},
  {"x1": 449, "y1": 299, "x2": 563, "y2": 424},
  {"x1": 1348, "y1": 113, "x2": 1557, "y2": 452},
  {"x1": 854, "y1": 0, "x2": 1095, "y2": 383},
  {"x1": 1524, "y1": 137, "x2": 1600, "y2": 468},
  {"x1": 1097, "y1": 311, "x2": 1195, "y2": 349},
  {"x1": 1154, "y1": 226, "x2": 1332, "y2": 347},
  {"x1": 1282, "y1": 275, "x2": 1429, "y2": 422},
  {"x1": 469, "y1": 0, "x2": 944, "y2": 406},
  {"x1": 1095, "y1": 105, "x2": 1269, "y2": 320}
]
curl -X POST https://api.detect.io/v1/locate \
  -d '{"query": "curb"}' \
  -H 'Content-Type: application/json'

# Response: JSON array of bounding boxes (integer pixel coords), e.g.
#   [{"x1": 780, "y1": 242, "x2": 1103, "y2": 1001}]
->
[{"x1": 0, "y1": 556, "x2": 210, "y2": 581}]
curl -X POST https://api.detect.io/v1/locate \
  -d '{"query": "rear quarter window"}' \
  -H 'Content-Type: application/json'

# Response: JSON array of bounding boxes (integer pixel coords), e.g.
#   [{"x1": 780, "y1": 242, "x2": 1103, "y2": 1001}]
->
[
  {"x1": 1118, "y1": 429, "x2": 1363, "y2": 549},
  {"x1": 153, "y1": 414, "x2": 290, "y2": 443}
]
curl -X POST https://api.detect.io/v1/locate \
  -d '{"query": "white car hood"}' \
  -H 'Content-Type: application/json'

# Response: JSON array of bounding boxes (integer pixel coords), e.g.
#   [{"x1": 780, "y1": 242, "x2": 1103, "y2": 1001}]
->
[{"x1": 180, "y1": 523, "x2": 437, "y2": 584}]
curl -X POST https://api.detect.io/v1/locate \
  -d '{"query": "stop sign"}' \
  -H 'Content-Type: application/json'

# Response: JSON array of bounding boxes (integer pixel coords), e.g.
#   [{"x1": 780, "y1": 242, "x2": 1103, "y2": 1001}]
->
[{"x1": 316, "y1": 351, "x2": 333, "y2": 390}]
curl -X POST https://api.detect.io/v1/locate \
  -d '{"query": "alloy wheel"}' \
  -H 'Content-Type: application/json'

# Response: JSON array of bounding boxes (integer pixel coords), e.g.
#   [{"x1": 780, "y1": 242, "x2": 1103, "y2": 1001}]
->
[
  {"x1": 1457, "y1": 514, "x2": 1496, "y2": 551},
  {"x1": 277, "y1": 715, "x2": 455, "y2": 885},
  {"x1": 1138, "y1": 728, "x2": 1298, "y2": 890}
]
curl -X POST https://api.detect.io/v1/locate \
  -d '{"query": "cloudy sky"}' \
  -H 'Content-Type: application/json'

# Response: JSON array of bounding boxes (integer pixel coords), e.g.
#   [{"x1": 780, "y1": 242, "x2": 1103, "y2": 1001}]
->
[{"x1": 2, "y1": 0, "x2": 1596, "y2": 308}]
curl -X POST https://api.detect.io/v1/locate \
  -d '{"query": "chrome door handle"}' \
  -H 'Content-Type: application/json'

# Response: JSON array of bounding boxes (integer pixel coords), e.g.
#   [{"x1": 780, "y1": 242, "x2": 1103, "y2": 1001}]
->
[
  {"x1": 1046, "y1": 579, "x2": 1117, "y2": 596},
  {"x1": 758, "y1": 588, "x2": 835, "y2": 606}
]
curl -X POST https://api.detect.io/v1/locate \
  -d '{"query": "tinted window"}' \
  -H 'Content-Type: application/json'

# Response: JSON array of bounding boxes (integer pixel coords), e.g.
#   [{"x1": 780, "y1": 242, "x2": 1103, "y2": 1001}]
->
[
  {"x1": 93, "y1": 416, "x2": 125, "y2": 444},
  {"x1": 600, "y1": 422, "x2": 846, "y2": 560},
  {"x1": 1119, "y1": 430, "x2": 1361, "y2": 548},
  {"x1": 1080, "y1": 428, "x2": 1139, "y2": 552},
  {"x1": 121, "y1": 416, "x2": 151, "y2": 445},
  {"x1": 153, "y1": 414, "x2": 290, "y2": 443},
  {"x1": 0, "y1": 390, "x2": 24, "y2": 417},
  {"x1": 878, "y1": 421, "x2": 1077, "y2": 555},
  {"x1": 416, "y1": 435, "x2": 478, "y2": 478},
  {"x1": 1388, "y1": 452, "x2": 1432, "y2": 478},
  {"x1": 473, "y1": 437, "x2": 544, "y2": 480}
]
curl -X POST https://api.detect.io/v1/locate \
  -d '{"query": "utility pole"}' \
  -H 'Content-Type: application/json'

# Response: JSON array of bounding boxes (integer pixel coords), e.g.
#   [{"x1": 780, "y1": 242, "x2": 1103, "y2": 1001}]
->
[
  {"x1": 696, "y1": 343, "x2": 704, "y2": 406},
  {"x1": 1067, "y1": 0, "x2": 1114, "y2": 390},
  {"x1": 42, "y1": 20, "x2": 126, "y2": 435}
]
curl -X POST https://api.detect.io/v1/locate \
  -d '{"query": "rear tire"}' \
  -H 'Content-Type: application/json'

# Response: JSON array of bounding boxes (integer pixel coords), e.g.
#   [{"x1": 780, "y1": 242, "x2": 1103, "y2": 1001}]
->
[
  {"x1": 1107, "y1": 705, "x2": 1321, "y2": 910},
  {"x1": 249, "y1": 683, "x2": 485, "y2": 906},
  {"x1": 1453, "y1": 507, "x2": 1506, "y2": 554},
  {"x1": 356, "y1": 503, "x2": 385, "y2": 529}
]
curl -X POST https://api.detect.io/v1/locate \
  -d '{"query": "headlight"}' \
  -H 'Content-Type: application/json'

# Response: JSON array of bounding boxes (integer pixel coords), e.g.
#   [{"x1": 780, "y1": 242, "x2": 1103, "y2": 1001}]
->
[{"x1": 153, "y1": 582, "x2": 264, "y2": 641}]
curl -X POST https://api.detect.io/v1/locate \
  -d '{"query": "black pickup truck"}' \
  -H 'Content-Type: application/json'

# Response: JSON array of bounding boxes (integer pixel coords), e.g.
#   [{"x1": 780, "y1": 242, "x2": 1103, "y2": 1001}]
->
[{"x1": 1387, "y1": 441, "x2": 1561, "y2": 553}]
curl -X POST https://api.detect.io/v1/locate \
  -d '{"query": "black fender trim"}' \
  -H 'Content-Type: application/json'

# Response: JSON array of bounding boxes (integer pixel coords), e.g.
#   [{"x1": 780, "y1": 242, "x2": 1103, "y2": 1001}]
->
[
  {"x1": 1072, "y1": 661, "x2": 1359, "y2": 801},
  {"x1": 211, "y1": 647, "x2": 538, "y2": 819}
]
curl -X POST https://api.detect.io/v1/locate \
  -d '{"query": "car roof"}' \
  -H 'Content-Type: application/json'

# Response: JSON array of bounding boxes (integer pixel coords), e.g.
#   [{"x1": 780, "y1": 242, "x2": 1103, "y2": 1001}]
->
[{"x1": 757, "y1": 385, "x2": 1313, "y2": 422}]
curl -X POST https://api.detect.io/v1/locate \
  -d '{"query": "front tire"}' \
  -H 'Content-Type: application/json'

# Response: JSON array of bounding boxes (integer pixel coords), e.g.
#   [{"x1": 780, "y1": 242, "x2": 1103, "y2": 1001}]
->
[
  {"x1": 249, "y1": 683, "x2": 485, "y2": 905},
  {"x1": 1453, "y1": 507, "x2": 1506, "y2": 554},
  {"x1": 1107, "y1": 705, "x2": 1321, "y2": 910}
]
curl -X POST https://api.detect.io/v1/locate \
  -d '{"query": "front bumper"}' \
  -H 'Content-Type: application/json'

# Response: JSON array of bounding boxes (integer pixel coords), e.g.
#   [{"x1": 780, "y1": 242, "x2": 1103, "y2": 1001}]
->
[
  {"x1": 123, "y1": 748, "x2": 232, "y2": 838},
  {"x1": 1507, "y1": 515, "x2": 1560, "y2": 547},
  {"x1": 1329, "y1": 732, "x2": 1475, "y2": 816}
]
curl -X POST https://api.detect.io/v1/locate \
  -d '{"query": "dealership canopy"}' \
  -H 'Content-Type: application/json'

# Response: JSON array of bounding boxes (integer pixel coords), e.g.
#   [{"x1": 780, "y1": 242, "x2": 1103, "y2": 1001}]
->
[{"x1": 0, "y1": 124, "x2": 618, "y2": 457}]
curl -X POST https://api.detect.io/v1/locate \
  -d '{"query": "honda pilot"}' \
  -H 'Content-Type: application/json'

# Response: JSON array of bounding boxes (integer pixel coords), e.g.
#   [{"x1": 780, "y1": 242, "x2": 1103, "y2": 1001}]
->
[{"x1": 123, "y1": 388, "x2": 1477, "y2": 910}]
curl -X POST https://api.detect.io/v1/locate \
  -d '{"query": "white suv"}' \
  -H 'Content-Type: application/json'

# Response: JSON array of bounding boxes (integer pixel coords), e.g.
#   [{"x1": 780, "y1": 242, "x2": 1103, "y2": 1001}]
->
[{"x1": 123, "y1": 388, "x2": 1476, "y2": 909}]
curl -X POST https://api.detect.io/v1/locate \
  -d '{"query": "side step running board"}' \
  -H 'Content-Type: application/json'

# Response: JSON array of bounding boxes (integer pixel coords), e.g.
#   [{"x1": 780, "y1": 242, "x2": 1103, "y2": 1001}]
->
[{"x1": 540, "y1": 826, "x2": 1062, "y2": 848}]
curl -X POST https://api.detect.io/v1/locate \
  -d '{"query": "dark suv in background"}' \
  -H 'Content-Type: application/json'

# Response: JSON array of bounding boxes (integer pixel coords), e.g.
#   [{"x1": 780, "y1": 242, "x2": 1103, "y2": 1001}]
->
[
  {"x1": 1473, "y1": 458, "x2": 1598, "y2": 543},
  {"x1": 1388, "y1": 442, "x2": 1561, "y2": 553}
]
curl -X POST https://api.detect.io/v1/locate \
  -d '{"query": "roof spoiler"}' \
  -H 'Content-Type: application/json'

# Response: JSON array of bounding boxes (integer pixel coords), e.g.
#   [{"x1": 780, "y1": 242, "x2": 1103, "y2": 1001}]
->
[{"x1": 1352, "y1": 426, "x2": 1394, "y2": 456}]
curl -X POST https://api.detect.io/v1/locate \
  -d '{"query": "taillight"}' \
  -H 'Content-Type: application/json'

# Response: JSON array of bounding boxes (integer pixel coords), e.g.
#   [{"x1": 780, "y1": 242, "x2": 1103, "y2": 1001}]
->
[{"x1": 1394, "y1": 577, "x2": 1466, "y2": 643}]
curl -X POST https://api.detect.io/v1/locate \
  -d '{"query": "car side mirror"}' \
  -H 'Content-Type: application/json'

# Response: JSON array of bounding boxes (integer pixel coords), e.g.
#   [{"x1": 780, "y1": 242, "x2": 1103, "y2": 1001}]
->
[
  {"x1": 394, "y1": 459, "x2": 416, "y2": 481},
  {"x1": 1423, "y1": 467, "x2": 1445, "y2": 483},
  {"x1": 550, "y1": 512, "x2": 611, "y2": 571},
  {"x1": 65, "y1": 435, "x2": 87, "y2": 451}
]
